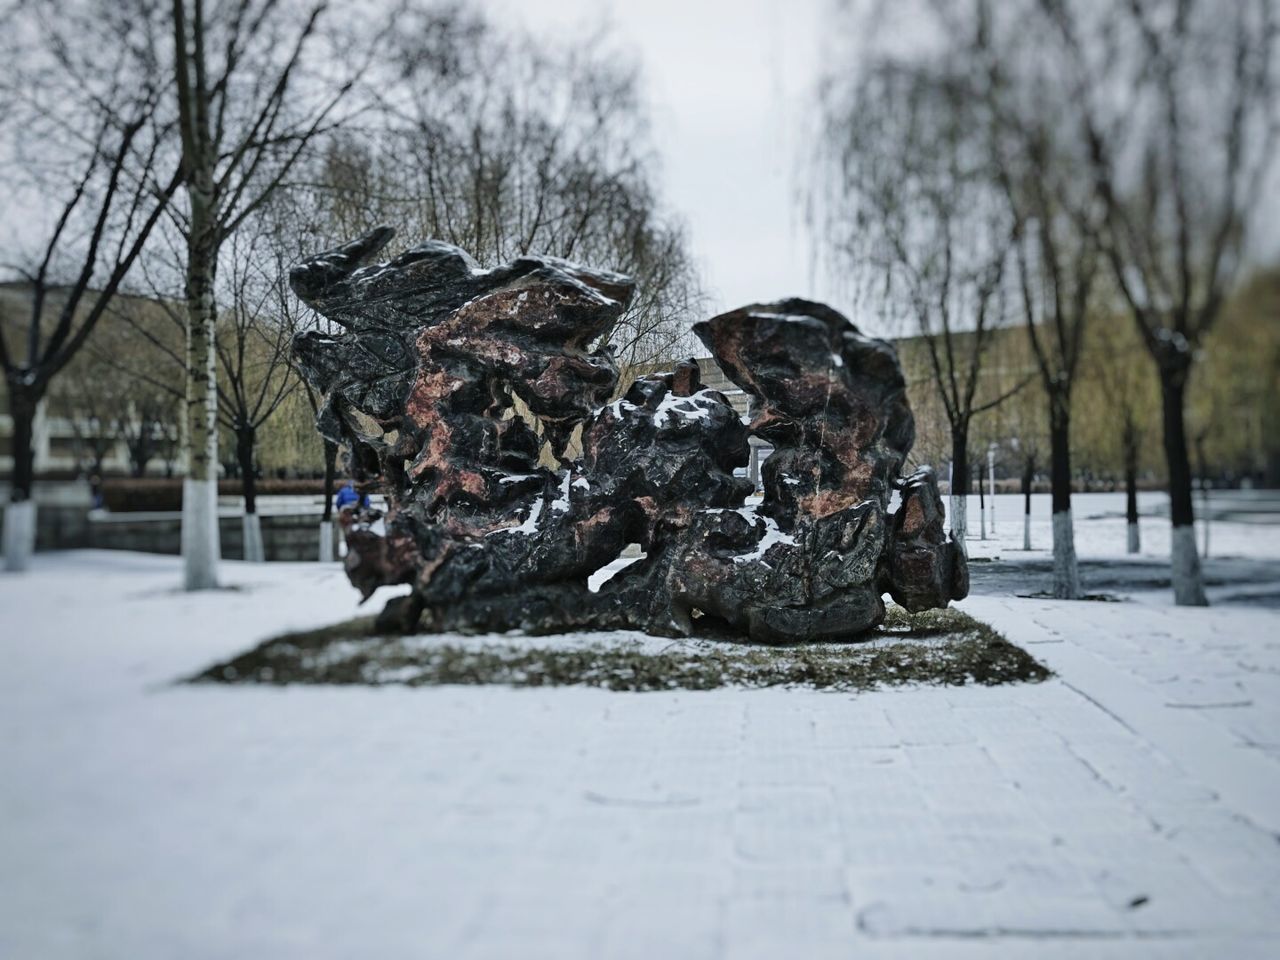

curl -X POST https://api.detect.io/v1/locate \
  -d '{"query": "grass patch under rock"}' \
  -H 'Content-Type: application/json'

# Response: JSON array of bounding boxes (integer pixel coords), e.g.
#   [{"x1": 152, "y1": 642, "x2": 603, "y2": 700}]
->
[{"x1": 189, "y1": 605, "x2": 1050, "y2": 692}]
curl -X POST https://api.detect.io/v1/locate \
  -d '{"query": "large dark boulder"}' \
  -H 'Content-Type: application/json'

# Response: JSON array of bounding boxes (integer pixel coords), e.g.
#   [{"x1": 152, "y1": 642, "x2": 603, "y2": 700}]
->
[{"x1": 291, "y1": 230, "x2": 966, "y2": 642}]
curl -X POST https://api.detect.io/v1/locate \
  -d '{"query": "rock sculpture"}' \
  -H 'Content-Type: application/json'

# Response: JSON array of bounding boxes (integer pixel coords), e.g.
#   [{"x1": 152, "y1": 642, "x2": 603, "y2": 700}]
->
[{"x1": 290, "y1": 228, "x2": 967, "y2": 642}]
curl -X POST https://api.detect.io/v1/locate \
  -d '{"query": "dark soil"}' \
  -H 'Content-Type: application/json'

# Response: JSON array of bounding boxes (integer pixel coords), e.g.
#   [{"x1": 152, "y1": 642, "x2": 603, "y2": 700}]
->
[{"x1": 188, "y1": 605, "x2": 1051, "y2": 693}]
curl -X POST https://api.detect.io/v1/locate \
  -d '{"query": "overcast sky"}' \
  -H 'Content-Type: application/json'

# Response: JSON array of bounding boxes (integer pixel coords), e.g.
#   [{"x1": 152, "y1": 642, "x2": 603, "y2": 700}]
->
[{"x1": 478, "y1": 0, "x2": 834, "y2": 319}]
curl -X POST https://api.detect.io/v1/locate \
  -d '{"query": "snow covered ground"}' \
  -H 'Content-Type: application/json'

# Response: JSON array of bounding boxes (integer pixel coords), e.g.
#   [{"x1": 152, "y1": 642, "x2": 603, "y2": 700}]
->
[
  {"x1": 1, "y1": 493, "x2": 1278, "y2": 958},
  {"x1": 961, "y1": 489, "x2": 1280, "y2": 564}
]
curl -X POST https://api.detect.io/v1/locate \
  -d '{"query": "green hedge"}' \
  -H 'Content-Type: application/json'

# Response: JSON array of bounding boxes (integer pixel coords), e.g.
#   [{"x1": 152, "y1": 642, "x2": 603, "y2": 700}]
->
[{"x1": 102, "y1": 478, "x2": 329, "y2": 512}]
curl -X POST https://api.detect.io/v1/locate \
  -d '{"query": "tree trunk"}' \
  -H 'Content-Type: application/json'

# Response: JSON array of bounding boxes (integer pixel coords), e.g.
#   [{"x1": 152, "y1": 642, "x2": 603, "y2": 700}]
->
[
  {"x1": 6, "y1": 385, "x2": 37, "y2": 504},
  {"x1": 1049, "y1": 392, "x2": 1080, "y2": 599},
  {"x1": 2, "y1": 500, "x2": 37, "y2": 573},
  {"x1": 236, "y1": 425, "x2": 257, "y2": 516},
  {"x1": 1022, "y1": 454, "x2": 1034, "y2": 551},
  {"x1": 1196, "y1": 437, "x2": 1211, "y2": 561},
  {"x1": 322, "y1": 439, "x2": 337, "y2": 522},
  {"x1": 949, "y1": 425, "x2": 969, "y2": 549},
  {"x1": 89, "y1": 447, "x2": 108, "y2": 483},
  {"x1": 181, "y1": 186, "x2": 221, "y2": 590},
  {"x1": 1124, "y1": 425, "x2": 1140, "y2": 554},
  {"x1": 988, "y1": 448, "x2": 996, "y2": 533},
  {"x1": 318, "y1": 438, "x2": 337, "y2": 562},
  {"x1": 129, "y1": 437, "x2": 153, "y2": 478},
  {"x1": 1159, "y1": 372, "x2": 1207, "y2": 605},
  {"x1": 3, "y1": 384, "x2": 40, "y2": 572},
  {"x1": 977, "y1": 462, "x2": 986, "y2": 540},
  {"x1": 236, "y1": 424, "x2": 264, "y2": 562}
]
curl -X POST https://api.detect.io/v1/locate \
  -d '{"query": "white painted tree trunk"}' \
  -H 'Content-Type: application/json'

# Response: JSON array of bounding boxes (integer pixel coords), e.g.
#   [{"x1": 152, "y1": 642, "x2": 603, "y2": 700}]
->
[
  {"x1": 242, "y1": 512, "x2": 265, "y2": 563},
  {"x1": 1172, "y1": 525, "x2": 1208, "y2": 606},
  {"x1": 1127, "y1": 521, "x2": 1140, "y2": 554},
  {"x1": 1052, "y1": 509, "x2": 1081, "y2": 599},
  {"x1": 988, "y1": 451, "x2": 996, "y2": 533},
  {"x1": 181, "y1": 477, "x2": 220, "y2": 590},
  {"x1": 318, "y1": 520, "x2": 334, "y2": 562},
  {"x1": 979, "y1": 504, "x2": 987, "y2": 540},
  {"x1": 2, "y1": 501, "x2": 37, "y2": 573},
  {"x1": 181, "y1": 176, "x2": 220, "y2": 591},
  {"x1": 1023, "y1": 512, "x2": 1031, "y2": 551},
  {"x1": 949, "y1": 496, "x2": 968, "y2": 557}
]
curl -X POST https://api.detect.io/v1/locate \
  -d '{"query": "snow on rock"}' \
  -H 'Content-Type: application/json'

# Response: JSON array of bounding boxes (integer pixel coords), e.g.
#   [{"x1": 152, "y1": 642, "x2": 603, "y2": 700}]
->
[
  {"x1": 551, "y1": 470, "x2": 573, "y2": 513},
  {"x1": 732, "y1": 513, "x2": 798, "y2": 565},
  {"x1": 705, "y1": 506, "x2": 798, "y2": 566},
  {"x1": 510, "y1": 493, "x2": 544, "y2": 535},
  {"x1": 604, "y1": 386, "x2": 723, "y2": 427}
]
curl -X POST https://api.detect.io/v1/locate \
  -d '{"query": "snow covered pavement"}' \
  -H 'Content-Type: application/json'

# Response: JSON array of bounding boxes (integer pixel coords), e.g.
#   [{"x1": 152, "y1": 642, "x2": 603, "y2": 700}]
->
[{"x1": 1, "y1": 494, "x2": 1279, "y2": 958}]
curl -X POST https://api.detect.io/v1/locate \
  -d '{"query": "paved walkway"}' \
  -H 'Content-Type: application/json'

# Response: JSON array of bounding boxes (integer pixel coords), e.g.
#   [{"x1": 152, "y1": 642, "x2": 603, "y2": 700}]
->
[{"x1": 1, "y1": 535, "x2": 1278, "y2": 957}]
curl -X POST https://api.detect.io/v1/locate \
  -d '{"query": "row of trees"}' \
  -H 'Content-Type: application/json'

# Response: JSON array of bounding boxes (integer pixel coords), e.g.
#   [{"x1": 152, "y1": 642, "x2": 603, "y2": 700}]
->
[
  {"x1": 900, "y1": 268, "x2": 1278, "y2": 533},
  {"x1": 42, "y1": 268, "x2": 1270, "y2": 493},
  {"x1": 816, "y1": 0, "x2": 1277, "y2": 605},
  {"x1": 1, "y1": 0, "x2": 701, "y2": 582}
]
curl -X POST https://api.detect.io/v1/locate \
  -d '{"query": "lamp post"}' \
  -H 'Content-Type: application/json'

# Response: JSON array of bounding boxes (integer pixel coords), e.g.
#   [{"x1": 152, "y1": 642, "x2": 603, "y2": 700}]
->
[{"x1": 988, "y1": 443, "x2": 997, "y2": 537}]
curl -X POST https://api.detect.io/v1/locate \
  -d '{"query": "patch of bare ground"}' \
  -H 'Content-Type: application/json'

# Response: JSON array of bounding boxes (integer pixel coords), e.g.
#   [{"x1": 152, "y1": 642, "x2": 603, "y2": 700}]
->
[{"x1": 189, "y1": 605, "x2": 1050, "y2": 692}]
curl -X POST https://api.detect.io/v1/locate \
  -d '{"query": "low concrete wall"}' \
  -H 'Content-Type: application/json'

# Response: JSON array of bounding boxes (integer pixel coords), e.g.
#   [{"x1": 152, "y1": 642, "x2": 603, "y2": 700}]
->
[
  {"x1": 1, "y1": 504, "x2": 335, "y2": 562},
  {"x1": 0, "y1": 503, "x2": 92, "y2": 552},
  {"x1": 86, "y1": 511, "x2": 333, "y2": 561}
]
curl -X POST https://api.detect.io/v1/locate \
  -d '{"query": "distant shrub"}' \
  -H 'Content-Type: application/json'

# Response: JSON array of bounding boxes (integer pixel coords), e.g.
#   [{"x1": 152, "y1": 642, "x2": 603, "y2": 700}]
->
[{"x1": 102, "y1": 478, "x2": 328, "y2": 512}]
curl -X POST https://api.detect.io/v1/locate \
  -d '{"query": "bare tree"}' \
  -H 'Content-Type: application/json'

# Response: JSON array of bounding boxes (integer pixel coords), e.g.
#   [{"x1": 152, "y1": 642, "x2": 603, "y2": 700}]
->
[
  {"x1": 339, "y1": 13, "x2": 703, "y2": 379},
  {"x1": 235, "y1": 166, "x2": 364, "y2": 558},
  {"x1": 52, "y1": 314, "x2": 182, "y2": 482},
  {"x1": 977, "y1": 12, "x2": 1104, "y2": 597},
  {"x1": 815, "y1": 54, "x2": 1025, "y2": 545},
  {"x1": 51, "y1": 371, "x2": 120, "y2": 481},
  {"x1": 169, "y1": 0, "x2": 376, "y2": 588},
  {"x1": 299, "y1": 381, "x2": 340, "y2": 561},
  {"x1": 1090, "y1": 316, "x2": 1157, "y2": 554},
  {"x1": 215, "y1": 225, "x2": 307, "y2": 560},
  {"x1": 271, "y1": 14, "x2": 702, "y2": 477},
  {"x1": 1017, "y1": 436, "x2": 1044, "y2": 552},
  {"x1": 102, "y1": 211, "x2": 311, "y2": 560},
  {"x1": 67, "y1": 292, "x2": 186, "y2": 479},
  {"x1": 982, "y1": 333, "x2": 1046, "y2": 551},
  {"x1": 0, "y1": 1, "x2": 181, "y2": 570},
  {"x1": 119, "y1": 391, "x2": 183, "y2": 478},
  {"x1": 1043, "y1": 0, "x2": 1279, "y2": 604}
]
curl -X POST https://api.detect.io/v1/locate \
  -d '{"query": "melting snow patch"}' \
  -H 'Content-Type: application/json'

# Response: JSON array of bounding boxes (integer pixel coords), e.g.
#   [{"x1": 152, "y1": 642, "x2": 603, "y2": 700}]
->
[
  {"x1": 607, "y1": 388, "x2": 721, "y2": 427},
  {"x1": 513, "y1": 497, "x2": 543, "y2": 534},
  {"x1": 705, "y1": 506, "x2": 797, "y2": 566},
  {"x1": 651, "y1": 390, "x2": 714, "y2": 423},
  {"x1": 588, "y1": 554, "x2": 643, "y2": 592},
  {"x1": 550, "y1": 471, "x2": 572, "y2": 513},
  {"x1": 733, "y1": 514, "x2": 797, "y2": 566},
  {"x1": 488, "y1": 495, "x2": 544, "y2": 536}
]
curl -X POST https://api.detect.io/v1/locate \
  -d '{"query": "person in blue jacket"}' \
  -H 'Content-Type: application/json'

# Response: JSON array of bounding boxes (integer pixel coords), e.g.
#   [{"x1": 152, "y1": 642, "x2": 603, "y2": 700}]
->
[{"x1": 334, "y1": 482, "x2": 370, "y2": 512}]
